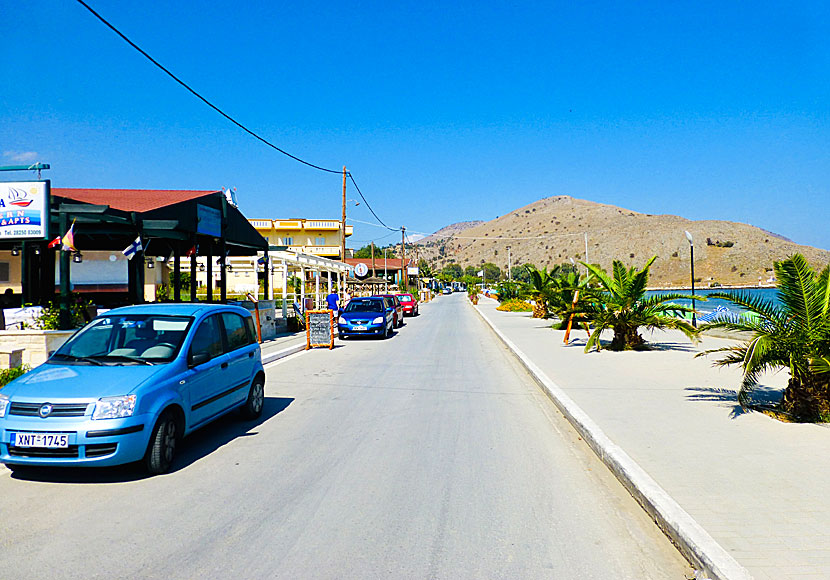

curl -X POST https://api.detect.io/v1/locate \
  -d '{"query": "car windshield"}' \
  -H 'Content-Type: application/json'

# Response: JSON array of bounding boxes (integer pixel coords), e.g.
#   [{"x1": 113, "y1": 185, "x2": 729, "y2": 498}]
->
[
  {"x1": 345, "y1": 300, "x2": 384, "y2": 313},
  {"x1": 51, "y1": 315, "x2": 192, "y2": 365}
]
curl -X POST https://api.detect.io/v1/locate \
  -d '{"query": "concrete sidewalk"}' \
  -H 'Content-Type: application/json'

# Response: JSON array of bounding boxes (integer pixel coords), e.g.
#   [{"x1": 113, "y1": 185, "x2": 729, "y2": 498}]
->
[
  {"x1": 259, "y1": 331, "x2": 307, "y2": 364},
  {"x1": 474, "y1": 298, "x2": 830, "y2": 580}
]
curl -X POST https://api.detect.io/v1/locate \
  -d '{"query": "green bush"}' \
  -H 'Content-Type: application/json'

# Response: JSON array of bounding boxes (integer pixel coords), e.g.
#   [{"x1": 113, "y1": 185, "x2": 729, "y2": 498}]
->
[{"x1": 0, "y1": 365, "x2": 29, "y2": 388}]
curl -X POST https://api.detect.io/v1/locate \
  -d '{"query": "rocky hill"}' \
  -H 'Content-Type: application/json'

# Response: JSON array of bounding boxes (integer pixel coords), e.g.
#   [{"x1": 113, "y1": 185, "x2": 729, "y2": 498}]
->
[
  {"x1": 416, "y1": 221, "x2": 483, "y2": 245},
  {"x1": 416, "y1": 196, "x2": 830, "y2": 288}
]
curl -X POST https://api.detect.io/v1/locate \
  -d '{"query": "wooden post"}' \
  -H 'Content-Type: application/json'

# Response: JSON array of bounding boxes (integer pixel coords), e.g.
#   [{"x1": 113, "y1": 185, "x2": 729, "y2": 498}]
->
[
  {"x1": 401, "y1": 226, "x2": 406, "y2": 291},
  {"x1": 563, "y1": 289, "x2": 580, "y2": 344},
  {"x1": 341, "y1": 166, "x2": 347, "y2": 262}
]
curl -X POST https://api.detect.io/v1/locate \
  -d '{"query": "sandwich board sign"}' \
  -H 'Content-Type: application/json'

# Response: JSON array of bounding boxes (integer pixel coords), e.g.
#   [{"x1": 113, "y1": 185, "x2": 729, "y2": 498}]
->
[{"x1": 306, "y1": 310, "x2": 335, "y2": 349}]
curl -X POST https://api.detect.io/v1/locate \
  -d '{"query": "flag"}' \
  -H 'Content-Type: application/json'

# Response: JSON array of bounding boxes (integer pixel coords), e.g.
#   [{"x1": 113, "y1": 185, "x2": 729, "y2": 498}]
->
[
  {"x1": 477, "y1": 270, "x2": 484, "y2": 276},
  {"x1": 46, "y1": 236, "x2": 61, "y2": 249},
  {"x1": 185, "y1": 245, "x2": 197, "y2": 257},
  {"x1": 122, "y1": 236, "x2": 143, "y2": 260},
  {"x1": 61, "y1": 221, "x2": 76, "y2": 252}
]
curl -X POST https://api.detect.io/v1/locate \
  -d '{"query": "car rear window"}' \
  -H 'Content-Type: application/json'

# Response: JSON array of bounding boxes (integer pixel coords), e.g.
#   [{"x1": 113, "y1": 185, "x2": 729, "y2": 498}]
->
[
  {"x1": 345, "y1": 300, "x2": 384, "y2": 312},
  {"x1": 398, "y1": 295, "x2": 412, "y2": 302}
]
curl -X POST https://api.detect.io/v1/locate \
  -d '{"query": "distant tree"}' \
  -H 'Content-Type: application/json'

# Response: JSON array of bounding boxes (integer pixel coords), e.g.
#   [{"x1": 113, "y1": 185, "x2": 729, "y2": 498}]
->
[
  {"x1": 353, "y1": 245, "x2": 373, "y2": 259},
  {"x1": 461, "y1": 274, "x2": 480, "y2": 288},
  {"x1": 442, "y1": 263, "x2": 463, "y2": 279},
  {"x1": 510, "y1": 263, "x2": 536, "y2": 284},
  {"x1": 417, "y1": 258, "x2": 433, "y2": 278},
  {"x1": 465, "y1": 265, "x2": 479, "y2": 277},
  {"x1": 481, "y1": 262, "x2": 502, "y2": 283}
]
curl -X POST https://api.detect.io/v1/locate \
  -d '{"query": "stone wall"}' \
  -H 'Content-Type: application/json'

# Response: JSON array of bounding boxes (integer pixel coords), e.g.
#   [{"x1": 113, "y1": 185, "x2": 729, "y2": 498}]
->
[{"x1": 0, "y1": 330, "x2": 75, "y2": 367}]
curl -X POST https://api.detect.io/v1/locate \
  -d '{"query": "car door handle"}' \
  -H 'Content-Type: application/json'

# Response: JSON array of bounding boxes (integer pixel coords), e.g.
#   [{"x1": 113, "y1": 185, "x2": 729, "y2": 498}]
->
[{"x1": 221, "y1": 362, "x2": 229, "y2": 369}]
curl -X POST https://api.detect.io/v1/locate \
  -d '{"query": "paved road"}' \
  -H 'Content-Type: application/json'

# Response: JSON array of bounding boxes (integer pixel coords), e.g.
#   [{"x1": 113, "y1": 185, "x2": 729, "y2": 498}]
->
[{"x1": 0, "y1": 293, "x2": 691, "y2": 579}]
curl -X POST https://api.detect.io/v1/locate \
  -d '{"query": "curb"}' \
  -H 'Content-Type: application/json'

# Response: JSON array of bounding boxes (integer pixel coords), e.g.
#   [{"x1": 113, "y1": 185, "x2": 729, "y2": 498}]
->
[
  {"x1": 473, "y1": 305, "x2": 753, "y2": 580},
  {"x1": 262, "y1": 343, "x2": 306, "y2": 365}
]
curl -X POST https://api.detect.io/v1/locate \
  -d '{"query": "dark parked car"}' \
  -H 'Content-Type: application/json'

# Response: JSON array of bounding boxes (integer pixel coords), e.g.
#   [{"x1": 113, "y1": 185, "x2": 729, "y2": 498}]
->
[
  {"x1": 373, "y1": 294, "x2": 404, "y2": 328},
  {"x1": 338, "y1": 297, "x2": 394, "y2": 339},
  {"x1": 395, "y1": 293, "x2": 419, "y2": 316}
]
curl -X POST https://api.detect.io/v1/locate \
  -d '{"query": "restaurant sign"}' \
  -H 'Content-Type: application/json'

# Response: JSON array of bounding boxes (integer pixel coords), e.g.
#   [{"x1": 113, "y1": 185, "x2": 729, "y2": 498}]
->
[{"x1": 0, "y1": 181, "x2": 49, "y2": 240}]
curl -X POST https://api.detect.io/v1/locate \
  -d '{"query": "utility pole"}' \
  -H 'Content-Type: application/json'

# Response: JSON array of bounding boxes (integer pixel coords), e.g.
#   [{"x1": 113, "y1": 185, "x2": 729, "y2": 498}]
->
[
  {"x1": 341, "y1": 166, "x2": 347, "y2": 263},
  {"x1": 401, "y1": 226, "x2": 406, "y2": 291},
  {"x1": 507, "y1": 246, "x2": 512, "y2": 281},
  {"x1": 371, "y1": 241, "x2": 376, "y2": 277}
]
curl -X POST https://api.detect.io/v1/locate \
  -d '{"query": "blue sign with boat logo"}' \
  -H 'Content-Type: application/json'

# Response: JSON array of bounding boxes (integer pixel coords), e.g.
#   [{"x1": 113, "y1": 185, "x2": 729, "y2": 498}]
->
[{"x1": 0, "y1": 182, "x2": 48, "y2": 239}]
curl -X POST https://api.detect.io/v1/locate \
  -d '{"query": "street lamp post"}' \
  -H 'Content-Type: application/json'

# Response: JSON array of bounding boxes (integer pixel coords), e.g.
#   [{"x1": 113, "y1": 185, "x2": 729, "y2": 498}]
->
[
  {"x1": 685, "y1": 231, "x2": 697, "y2": 328},
  {"x1": 507, "y1": 246, "x2": 512, "y2": 281}
]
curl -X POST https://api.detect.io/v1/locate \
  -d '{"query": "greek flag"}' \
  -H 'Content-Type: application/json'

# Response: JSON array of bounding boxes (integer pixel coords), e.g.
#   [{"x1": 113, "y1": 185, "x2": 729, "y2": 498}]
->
[{"x1": 122, "y1": 236, "x2": 143, "y2": 260}]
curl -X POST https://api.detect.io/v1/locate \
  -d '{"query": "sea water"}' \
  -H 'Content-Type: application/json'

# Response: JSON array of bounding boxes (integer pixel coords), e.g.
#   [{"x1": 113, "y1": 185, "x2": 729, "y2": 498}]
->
[{"x1": 645, "y1": 287, "x2": 780, "y2": 318}]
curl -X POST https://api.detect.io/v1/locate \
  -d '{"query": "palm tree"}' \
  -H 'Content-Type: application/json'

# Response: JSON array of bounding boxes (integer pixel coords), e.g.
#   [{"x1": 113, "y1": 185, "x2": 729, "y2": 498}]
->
[
  {"x1": 524, "y1": 265, "x2": 559, "y2": 318},
  {"x1": 542, "y1": 270, "x2": 591, "y2": 330},
  {"x1": 699, "y1": 254, "x2": 830, "y2": 420},
  {"x1": 580, "y1": 256, "x2": 698, "y2": 352}
]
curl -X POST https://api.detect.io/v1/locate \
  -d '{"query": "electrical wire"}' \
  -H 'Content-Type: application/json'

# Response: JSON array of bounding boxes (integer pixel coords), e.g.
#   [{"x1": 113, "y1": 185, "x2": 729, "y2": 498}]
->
[
  {"x1": 405, "y1": 228, "x2": 601, "y2": 241},
  {"x1": 346, "y1": 173, "x2": 398, "y2": 231},
  {"x1": 74, "y1": 0, "x2": 342, "y2": 175}
]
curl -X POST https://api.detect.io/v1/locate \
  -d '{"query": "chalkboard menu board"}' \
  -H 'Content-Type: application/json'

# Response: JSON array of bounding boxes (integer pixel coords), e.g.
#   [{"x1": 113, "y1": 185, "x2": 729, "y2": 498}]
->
[{"x1": 306, "y1": 310, "x2": 335, "y2": 349}]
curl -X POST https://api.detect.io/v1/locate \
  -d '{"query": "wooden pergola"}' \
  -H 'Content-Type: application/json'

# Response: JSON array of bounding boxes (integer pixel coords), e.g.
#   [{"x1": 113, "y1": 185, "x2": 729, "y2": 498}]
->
[{"x1": 0, "y1": 188, "x2": 267, "y2": 328}]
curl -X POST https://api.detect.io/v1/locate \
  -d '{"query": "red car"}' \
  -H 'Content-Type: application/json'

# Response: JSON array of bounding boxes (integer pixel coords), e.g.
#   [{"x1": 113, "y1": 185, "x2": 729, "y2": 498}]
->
[
  {"x1": 373, "y1": 294, "x2": 404, "y2": 328},
  {"x1": 395, "y1": 293, "x2": 419, "y2": 316}
]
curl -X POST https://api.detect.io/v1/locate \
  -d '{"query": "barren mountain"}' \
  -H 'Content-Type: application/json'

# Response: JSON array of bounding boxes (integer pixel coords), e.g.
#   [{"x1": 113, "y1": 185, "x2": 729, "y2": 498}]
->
[
  {"x1": 416, "y1": 221, "x2": 484, "y2": 245},
  {"x1": 417, "y1": 196, "x2": 830, "y2": 288}
]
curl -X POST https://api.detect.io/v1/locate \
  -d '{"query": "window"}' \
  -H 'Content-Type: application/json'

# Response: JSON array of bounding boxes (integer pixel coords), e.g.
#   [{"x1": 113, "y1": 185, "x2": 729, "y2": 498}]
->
[
  {"x1": 284, "y1": 236, "x2": 293, "y2": 245},
  {"x1": 221, "y1": 313, "x2": 250, "y2": 351},
  {"x1": 245, "y1": 315, "x2": 258, "y2": 344},
  {"x1": 315, "y1": 237, "x2": 326, "y2": 246},
  {"x1": 190, "y1": 315, "x2": 223, "y2": 360}
]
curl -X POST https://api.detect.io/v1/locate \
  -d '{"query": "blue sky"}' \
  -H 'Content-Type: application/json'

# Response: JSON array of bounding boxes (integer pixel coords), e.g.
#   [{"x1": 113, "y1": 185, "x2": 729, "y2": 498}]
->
[{"x1": 2, "y1": 1, "x2": 828, "y2": 250}]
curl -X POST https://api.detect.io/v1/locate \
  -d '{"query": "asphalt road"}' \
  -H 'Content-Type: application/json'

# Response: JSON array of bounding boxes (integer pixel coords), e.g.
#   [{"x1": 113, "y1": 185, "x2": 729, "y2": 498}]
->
[{"x1": 0, "y1": 293, "x2": 691, "y2": 579}]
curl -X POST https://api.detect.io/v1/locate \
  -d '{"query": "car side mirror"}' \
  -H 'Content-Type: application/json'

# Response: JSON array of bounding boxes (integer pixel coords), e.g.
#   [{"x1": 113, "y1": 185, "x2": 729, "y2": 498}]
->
[{"x1": 189, "y1": 351, "x2": 211, "y2": 368}]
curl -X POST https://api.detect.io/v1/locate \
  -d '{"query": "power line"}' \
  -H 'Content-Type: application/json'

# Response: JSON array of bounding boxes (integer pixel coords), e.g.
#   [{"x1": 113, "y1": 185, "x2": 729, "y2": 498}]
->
[
  {"x1": 406, "y1": 229, "x2": 602, "y2": 241},
  {"x1": 347, "y1": 173, "x2": 398, "y2": 231},
  {"x1": 74, "y1": 0, "x2": 342, "y2": 175},
  {"x1": 76, "y1": 0, "x2": 402, "y2": 234}
]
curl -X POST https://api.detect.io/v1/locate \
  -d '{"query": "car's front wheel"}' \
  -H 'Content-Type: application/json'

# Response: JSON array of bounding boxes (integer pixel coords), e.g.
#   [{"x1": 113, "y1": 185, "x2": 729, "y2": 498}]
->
[
  {"x1": 144, "y1": 411, "x2": 179, "y2": 475},
  {"x1": 241, "y1": 378, "x2": 264, "y2": 419}
]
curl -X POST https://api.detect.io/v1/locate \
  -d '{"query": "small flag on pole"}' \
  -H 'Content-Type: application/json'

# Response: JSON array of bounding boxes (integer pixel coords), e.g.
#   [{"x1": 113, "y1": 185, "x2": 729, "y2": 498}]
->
[
  {"x1": 477, "y1": 270, "x2": 484, "y2": 276},
  {"x1": 122, "y1": 236, "x2": 143, "y2": 260},
  {"x1": 61, "y1": 221, "x2": 76, "y2": 252},
  {"x1": 47, "y1": 236, "x2": 61, "y2": 249},
  {"x1": 185, "y1": 245, "x2": 197, "y2": 257}
]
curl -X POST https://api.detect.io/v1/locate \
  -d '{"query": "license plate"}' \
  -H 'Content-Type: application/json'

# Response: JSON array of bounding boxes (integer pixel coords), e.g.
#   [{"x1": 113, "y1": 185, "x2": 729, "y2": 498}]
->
[
  {"x1": 352, "y1": 325, "x2": 367, "y2": 331},
  {"x1": 11, "y1": 432, "x2": 70, "y2": 448}
]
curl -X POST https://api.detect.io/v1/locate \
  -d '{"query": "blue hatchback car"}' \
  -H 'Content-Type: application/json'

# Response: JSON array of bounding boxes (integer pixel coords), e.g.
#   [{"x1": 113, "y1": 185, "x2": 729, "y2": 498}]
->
[
  {"x1": 0, "y1": 303, "x2": 265, "y2": 474},
  {"x1": 337, "y1": 297, "x2": 393, "y2": 339}
]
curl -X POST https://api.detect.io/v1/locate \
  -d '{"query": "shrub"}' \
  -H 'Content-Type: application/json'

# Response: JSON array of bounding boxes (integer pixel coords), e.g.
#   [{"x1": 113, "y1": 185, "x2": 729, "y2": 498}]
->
[
  {"x1": 497, "y1": 299, "x2": 533, "y2": 312},
  {"x1": 0, "y1": 365, "x2": 29, "y2": 388}
]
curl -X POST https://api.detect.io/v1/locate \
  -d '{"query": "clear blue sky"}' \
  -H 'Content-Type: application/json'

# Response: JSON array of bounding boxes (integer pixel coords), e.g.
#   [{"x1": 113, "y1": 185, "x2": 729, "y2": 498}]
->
[{"x1": 2, "y1": 1, "x2": 828, "y2": 250}]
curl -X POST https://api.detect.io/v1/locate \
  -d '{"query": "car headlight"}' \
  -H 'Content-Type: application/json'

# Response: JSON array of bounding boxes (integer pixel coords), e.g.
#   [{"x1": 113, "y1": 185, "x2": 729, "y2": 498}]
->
[
  {"x1": 0, "y1": 394, "x2": 9, "y2": 418},
  {"x1": 92, "y1": 395, "x2": 136, "y2": 420},
  {"x1": 372, "y1": 316, "x2": 384, "y2": 324},
  {"x1": 338, "y1": 316, "x2": 347, "y2": 324}
]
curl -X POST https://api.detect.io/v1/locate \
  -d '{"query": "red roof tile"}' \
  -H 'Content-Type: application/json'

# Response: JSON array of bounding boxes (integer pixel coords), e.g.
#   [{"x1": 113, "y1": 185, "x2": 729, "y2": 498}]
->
[
  {"x1": 53, "y1": 188, "x2": 218, "y2": 212},
  {"x1": 346, "y1": 257, "x2": 412, "y2": 270}
]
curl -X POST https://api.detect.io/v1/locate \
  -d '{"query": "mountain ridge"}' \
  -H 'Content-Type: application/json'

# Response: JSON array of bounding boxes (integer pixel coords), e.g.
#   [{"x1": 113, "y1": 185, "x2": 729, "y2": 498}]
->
[{"x1": 416, "y1": 196, "x2": 830, "y2": 287}]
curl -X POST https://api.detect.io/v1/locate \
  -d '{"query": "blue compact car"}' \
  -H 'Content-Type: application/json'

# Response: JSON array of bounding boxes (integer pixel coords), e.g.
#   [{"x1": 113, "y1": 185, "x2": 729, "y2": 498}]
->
[
  {"x1": 337, "y1": 297, "x2": 393, "y2": 339},
  {"x1": 0, "y1": 303, "x2": 265, "y2": 474}
]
